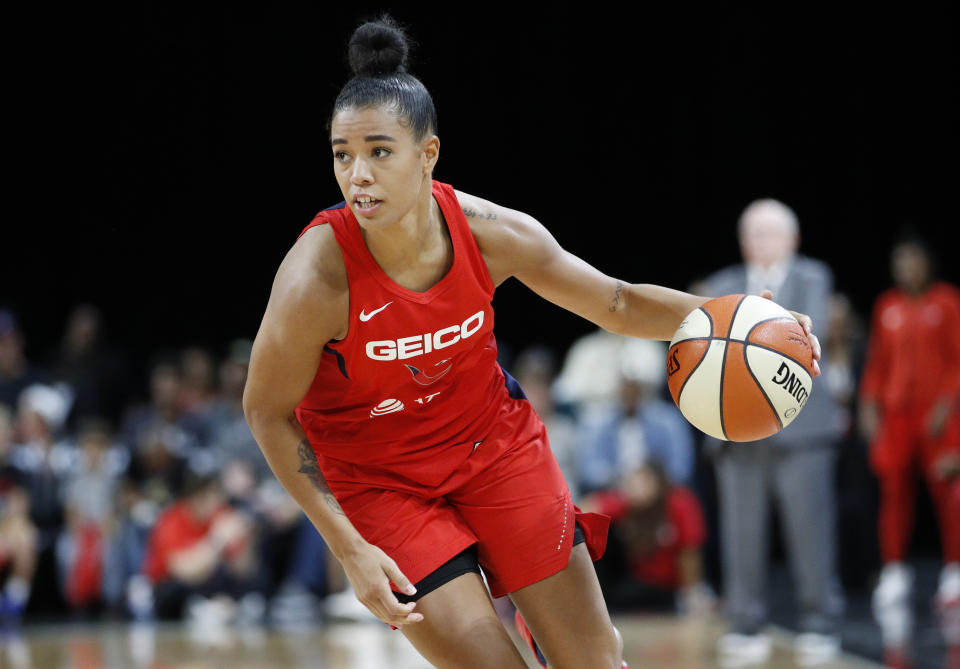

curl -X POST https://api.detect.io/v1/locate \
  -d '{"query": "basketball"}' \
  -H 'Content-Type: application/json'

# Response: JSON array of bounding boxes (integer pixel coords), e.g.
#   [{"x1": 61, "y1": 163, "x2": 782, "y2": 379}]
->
[{"x1": 666, "y1": 294, "x2": 815, "y2": 442}]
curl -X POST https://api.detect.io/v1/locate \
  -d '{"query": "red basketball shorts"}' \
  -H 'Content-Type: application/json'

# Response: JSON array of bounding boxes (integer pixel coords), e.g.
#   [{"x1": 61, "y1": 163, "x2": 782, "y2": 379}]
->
[{"x1": 327, "y1": 396, "x2": 609, "y2": 599}]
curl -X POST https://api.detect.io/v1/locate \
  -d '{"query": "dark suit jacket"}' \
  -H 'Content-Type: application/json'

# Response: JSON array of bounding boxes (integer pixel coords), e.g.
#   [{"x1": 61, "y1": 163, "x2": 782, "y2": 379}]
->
[{"x1": 702, "y1": 254, "x2": 840, "y2": 446}]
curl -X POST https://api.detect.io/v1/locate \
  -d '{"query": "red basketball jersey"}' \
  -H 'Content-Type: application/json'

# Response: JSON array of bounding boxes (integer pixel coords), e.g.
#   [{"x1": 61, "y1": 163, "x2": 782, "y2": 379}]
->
[{"x1": 295, "y1": 181, "x2": 521, "y2": 489}]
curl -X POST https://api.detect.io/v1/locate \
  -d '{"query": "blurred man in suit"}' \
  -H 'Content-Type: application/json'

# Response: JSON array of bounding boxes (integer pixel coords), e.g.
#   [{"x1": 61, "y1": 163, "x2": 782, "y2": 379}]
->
[{"x1": 703, "y1": 199, "x2": 844, "y2": 667}]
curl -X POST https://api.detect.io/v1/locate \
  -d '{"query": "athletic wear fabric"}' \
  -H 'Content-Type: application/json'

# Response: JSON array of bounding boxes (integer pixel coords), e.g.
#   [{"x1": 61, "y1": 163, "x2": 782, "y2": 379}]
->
[
  {"x1": 870, "y1": 408, "x2": 960, "y2": 562},
  {"x1": 296, "y1": 180, "x2": 500, "y2": 483},
  {"x1": 294, "y1": 181, "x2": 608, "y2": 597},
  {"x1": 860, "y1": 283, "x2": 960, "y2": 563},
  {"x1": 396, "y1": 524, "x2": 586, "y2": 604},
  {"x1": 860, "y1": 283, "x2": 960, "y2": 410}
]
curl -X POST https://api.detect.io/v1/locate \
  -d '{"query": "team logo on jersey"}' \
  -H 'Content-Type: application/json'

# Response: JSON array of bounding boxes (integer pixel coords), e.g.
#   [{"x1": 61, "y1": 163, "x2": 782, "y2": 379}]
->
[
  {"x1": 369, "y1": 398, "x2": 404, "y2": 417},
  {"x1": 405, "y1": 358, "x2": 453, "y2": 386}
]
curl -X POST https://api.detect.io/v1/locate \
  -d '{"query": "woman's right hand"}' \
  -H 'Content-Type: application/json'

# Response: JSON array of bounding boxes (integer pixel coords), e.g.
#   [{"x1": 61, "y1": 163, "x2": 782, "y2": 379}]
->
[{"x1": 340, "y1": 541, "x2": 424, "y2": 627}]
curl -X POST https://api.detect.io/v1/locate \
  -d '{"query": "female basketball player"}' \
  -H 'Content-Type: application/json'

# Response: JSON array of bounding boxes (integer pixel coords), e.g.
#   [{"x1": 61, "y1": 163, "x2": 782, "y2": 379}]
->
[{"x1": 243, "y1": 17, "x2": 821, "y2": 669}]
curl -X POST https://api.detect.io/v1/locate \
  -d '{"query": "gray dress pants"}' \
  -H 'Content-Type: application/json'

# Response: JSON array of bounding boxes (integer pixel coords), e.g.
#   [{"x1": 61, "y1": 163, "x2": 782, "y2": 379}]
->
[{"x1": 714, "y1": 441, "x2": 844, "y2": 634}]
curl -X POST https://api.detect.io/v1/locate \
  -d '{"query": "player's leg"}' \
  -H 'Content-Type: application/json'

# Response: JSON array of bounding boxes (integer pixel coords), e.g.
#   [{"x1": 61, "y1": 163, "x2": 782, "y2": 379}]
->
[
  {"x1": 399, "y1": 569, "x2": 527, "y2": 669},
  {"x1": 333, "y1": 484, "x2": 520, "y2": 666},
  {"x1": 928, "y1": 474, "x2": 960, "y2": 607},
  {"x1": 870, "y1": 409, "x2": 919, "y2": 650},
  {"x1": 871, "y1": 409, "x2": 918, "y2": 565},
  {"x1": 509, "y1": 542, "x2": 622, "y2": 669},
  {"x1": 920, "y1": 414, "x2": 960, "y2": 607},
  {"x1": 445, "y1": 397, "x2": 620, "y2": 667}
]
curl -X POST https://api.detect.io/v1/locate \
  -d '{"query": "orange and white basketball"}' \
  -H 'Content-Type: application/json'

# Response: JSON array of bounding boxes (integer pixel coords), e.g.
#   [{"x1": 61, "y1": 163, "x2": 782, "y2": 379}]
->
[{"x1": 666, "y1": 294, "x2": 815, "y2": 442}]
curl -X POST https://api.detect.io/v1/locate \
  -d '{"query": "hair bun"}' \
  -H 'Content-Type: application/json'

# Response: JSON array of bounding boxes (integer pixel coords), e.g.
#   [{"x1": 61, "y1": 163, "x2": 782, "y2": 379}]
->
[{"x1": 348, "y1": 17, "x2": 409, "y2": 78}]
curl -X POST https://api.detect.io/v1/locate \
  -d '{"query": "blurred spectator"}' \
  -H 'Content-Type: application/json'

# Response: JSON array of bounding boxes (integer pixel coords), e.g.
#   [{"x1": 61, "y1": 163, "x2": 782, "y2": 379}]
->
[
  {"x1": 57, "y1": 420, "x2": 128, "y2": 613},
  {"x1": 513, "y1": 346, "x2": 579, "y2": 498},
  {"x1": 553, "y1": 328, "x2": 632, "y2": 409},
  {"x1": 8, "y1": 383, "x2": 74, "y2": 615},
  {"x1": 122, "y1": 356, "x2": 201, "y2": 476},
  {"x1": 703, "y1": 199, "x2": 844, "y2": 667},
  {"x1": 859, "y1": 235, "x2": 960, "y2": 653},
  {"x1": 583, "y1": 462, "x2": 715, "y2": 617},
  {"x1": 103, "y1": 477, "x2": 157, "y2": 618},
  {"x1": 178, "y1": 346, "x2": 217, "y2": 419},
  {"x1": 47, "y1": 305, "x2": 128, "y2": 427},
  {"x1": 824, "y1": 294, "x2": 868, "y2": 432},
  {"x1": 0, "y1": 309, "x2": 47, "y2": 409},
  {"x1": 824, "y1": 295, "x2": 880, "y2": 591},
  {"x1": 206, "y1": 340, "x2": 268, "y2": 481},
  {"x1": 203, "y1": 339, "x2": 325, "y2": 615},
  {"x1": 0, "y1": 404, "x2": 18, "y2": 499},
  {"x1": 141, "y1": 470, "x2": 259, "y2": 623},
  {"x1": 576, "y1": 339, "x2": 694, "y2": 492},
  {"x1": 0, "y1": 404, "x2": 38, "y2": 624},
  {"x1": 128, "y1": 424, "x2": 188, "y2": 513}
]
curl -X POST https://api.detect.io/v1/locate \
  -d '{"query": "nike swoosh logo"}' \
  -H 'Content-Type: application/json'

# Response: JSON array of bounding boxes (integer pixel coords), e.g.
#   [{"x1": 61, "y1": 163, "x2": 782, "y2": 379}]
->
[{"x1": 359, "y1": 301, "x2": 393, "y2": 322}]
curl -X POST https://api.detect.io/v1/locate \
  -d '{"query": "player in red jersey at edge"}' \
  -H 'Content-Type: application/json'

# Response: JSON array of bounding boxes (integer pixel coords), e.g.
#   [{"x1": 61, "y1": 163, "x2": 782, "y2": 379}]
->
[{"x1": 243, "y1": 17, "x2": 821, "y2": 669}]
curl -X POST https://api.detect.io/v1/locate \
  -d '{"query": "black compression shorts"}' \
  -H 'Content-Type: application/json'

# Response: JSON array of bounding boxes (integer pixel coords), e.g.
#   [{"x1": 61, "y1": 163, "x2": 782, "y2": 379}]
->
[{"x1": 395, "y1": 522, "x2": 586, "y2": 603}]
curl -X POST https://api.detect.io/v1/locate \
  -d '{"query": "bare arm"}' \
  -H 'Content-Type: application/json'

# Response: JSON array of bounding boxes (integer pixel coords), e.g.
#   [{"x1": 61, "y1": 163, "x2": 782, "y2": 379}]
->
[
  {"x1": 463, "y1": 192, "x2": 706, "y2": 339},
  {"x1": 243, "y1": 227, "x2": 422, "y2": 625},
  {"x1": 460, "y1": 191, "x2": 820, "y2": 369}
]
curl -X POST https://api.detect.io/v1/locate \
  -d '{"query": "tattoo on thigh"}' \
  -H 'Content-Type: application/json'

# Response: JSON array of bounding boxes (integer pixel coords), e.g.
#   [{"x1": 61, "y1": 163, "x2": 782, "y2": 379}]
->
[
  {"x1": 297, "y1": 439, "x2": 345, "y2": 515},
  {"x1": 609, "y1": 280, "x2": 624, "y2": 312}
]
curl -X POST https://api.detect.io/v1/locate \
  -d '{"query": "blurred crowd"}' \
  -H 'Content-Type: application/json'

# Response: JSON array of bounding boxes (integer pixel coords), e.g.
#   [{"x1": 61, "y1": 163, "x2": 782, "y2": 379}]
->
[
  {"x1": 1, "y1": 200, "x2": 959, "y2": 669},
  {"x1": 0, "y1": 308, "x2": 329, "y2": 630}
]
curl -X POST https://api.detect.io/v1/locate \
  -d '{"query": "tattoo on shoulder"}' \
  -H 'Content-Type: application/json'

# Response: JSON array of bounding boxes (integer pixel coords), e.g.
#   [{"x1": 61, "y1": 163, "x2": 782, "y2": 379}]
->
[
  {"x1": 462, "y1": 206, "x2": 497, "y2": 220},
  {"x1": 609, "y1": 280, "x2": 625, "y2": 312},
  {"x1": 297, "y1": 439, "x2": 345, "y2": 516}
]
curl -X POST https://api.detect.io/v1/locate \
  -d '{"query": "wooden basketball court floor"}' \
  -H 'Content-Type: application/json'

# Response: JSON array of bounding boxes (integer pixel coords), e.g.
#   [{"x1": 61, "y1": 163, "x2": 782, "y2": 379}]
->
[{"x1": 1, "y1": 615, "x2": 884, "y2": 669}]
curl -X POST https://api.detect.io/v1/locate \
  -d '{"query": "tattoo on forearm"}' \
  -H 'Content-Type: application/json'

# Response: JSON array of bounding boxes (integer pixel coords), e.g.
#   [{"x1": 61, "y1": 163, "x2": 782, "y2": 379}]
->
[
  {"x1": 297, "y1": 439, "x2": 345, "y2": 516},
  {"x1": 609, "y1": 280, "x2": 625, "y2": 312},
  {"x1": 462, "y1": 207, "x2": 497, "y2": 220}
]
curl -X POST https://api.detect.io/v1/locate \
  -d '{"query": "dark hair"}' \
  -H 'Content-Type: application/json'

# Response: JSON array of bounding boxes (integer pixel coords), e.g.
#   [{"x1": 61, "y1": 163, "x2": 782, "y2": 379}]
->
[
  {"x1": 77, "y1": 417, "x2": 113, "y2": 441},
  {"x1": 892, "y1": 225, "x2": 938, "y2": 278},
  {"x1": 182, "y1": 469, "x2": 220, "y2": 498},
  {"x1": 331, "y1": 16, "x2": 437, "y2": 141}
]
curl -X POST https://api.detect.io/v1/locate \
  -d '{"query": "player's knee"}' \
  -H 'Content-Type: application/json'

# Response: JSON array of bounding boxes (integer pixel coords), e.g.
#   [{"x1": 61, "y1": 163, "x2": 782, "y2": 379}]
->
[
  {"x1": 599, "y1": 624, "x2": 623, "y2": 669},
  {"x1": 558, "y1": 624, "x2": 621, "y2": 669},
  {"x1": 430, "y1": 615, "x2": 523, "y2": 668},
  {"x1": 601, "y1": 625, "x2": 623, "y2": 668}
]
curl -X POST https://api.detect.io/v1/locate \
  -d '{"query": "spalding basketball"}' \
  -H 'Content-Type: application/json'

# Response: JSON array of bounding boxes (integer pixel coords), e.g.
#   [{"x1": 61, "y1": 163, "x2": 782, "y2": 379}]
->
[{"x1": 666, "y1": 294, "x2": 815, "y2": 442}]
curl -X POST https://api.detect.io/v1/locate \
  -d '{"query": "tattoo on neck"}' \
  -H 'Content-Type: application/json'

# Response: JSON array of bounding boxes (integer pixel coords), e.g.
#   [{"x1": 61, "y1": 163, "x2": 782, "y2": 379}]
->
[
  {"x1": 609, "y1": 280, "x2": 625, "y2": 312},
  {"x1": 462, "y1": 206, "x2": 497, "y2": 220},
  {"x1": 297, "y1": 439, "x2": 345, "y2": 516}
]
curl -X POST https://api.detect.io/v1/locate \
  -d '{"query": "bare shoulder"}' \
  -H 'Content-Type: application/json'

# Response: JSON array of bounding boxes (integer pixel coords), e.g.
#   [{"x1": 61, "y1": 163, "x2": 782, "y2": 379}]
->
[
  {"x1": 265, "y1": 223, "x2": 349, "y2": 343},
  {"x1": 454, "y1": 189, "x2": 557, "y2": 285},
  {"x1": 454, "y1": 189, "x2": 532, "y2": 243},
  {"x1": 245, "y1": 224, "x2": 349, "y2": 416}
]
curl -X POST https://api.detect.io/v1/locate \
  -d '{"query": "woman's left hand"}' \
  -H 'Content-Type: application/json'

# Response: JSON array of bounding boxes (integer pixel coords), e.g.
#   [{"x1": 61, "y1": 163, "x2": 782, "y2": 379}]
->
[{"x1": 760, "y1": 289, "x2": 822, "y2": 377}]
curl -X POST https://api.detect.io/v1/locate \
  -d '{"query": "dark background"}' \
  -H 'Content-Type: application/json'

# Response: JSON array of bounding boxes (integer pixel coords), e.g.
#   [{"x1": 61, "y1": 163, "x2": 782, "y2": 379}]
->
[{"x1": 6, "y1": 4, "x2": 957, "y2": 368}]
